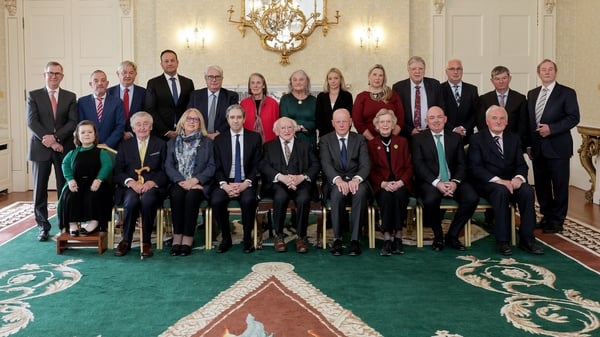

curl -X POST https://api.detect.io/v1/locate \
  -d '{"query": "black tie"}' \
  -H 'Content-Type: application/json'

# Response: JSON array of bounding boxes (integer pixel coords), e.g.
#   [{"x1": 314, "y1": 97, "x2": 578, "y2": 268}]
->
[{"x1": 340, "y1": 138, "x2": 348, "y2": 170}]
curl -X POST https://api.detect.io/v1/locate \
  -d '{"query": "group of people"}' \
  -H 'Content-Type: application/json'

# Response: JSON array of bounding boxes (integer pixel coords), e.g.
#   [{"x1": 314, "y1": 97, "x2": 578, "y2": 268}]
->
[{"x1": 26, "y1": 50, "x2": 580, "y2": 258}]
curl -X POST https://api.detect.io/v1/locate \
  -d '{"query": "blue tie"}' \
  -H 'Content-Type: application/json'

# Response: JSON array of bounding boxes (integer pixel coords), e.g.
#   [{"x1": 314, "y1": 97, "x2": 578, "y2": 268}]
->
[
  {"x1": 340, "y1": 137, "x2": 348, "y2": 170},
  {"x1": 234, "y1": 134, "x2": 242, "y2": 182},
  {"x1": 170, "y1": 77, "x2": 178, "y2": 105},
  {"x1": 435, "y1": 134, "x2": 449, "y2": 182}
]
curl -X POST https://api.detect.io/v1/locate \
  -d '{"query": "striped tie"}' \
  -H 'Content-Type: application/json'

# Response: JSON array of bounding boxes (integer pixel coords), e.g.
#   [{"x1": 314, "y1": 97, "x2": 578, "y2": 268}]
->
[
  {"x1": 96, "y1": 97, "x2": 103, "y2": 122},
  {"x1": 453, "y1": 85, "x2": 460, "y2": 106},
  {"x1": 535, "y1": 88, "x2": 548, "y2": 125},
  {"x1": 494, "y1": 136, "x2": 503, "y2": 159}
]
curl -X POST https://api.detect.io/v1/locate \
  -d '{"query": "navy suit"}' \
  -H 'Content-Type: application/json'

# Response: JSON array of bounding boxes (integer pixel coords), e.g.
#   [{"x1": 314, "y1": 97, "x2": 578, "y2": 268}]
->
[
  {"x1": 187, "y1": 88, "x2": 240, "y2": 134},
  {"x1": 478, "y1": 89, "x2": 529, "y2": 151},
  {"x1": 107, "y1": 84, "x2": 147, "y2": 134},
  {"x1": 114, "y1": 136, "x2": 168, "y2": 244},
  {"x1": 78, "y1": 94, "x2": 125, "y2": 149},
  {"x1": 440, "y1": 81, "x2": 479, "y2": 143},
  {"x1": 468, "y1": 130, "x2": 536, "y2": 243},
  {"x1": 527, "y1": 83, "x2": 580, "y2": 228},
  {"x1": 145, "y1": 74, "x2": 195, "y2": 140},
  {"x1": 392, "y1": 77, "x2": 444, "y2": 137}
]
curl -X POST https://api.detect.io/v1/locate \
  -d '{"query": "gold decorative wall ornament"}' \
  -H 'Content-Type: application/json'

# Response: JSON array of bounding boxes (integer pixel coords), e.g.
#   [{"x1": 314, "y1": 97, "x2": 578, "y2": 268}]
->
[
  {"x1": 577, "y1": 125, "x2": 600, "y2": 202},
  {"x1": 227, "y1": 0, "x2": 340, "y2": 65}
]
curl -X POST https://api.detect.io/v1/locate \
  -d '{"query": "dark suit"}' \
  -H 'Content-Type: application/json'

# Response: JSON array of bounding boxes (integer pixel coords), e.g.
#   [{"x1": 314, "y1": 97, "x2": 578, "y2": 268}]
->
[
  {"x1": 260, "y1": 137, "x2": 320, "y2": 237},
  {"x1": 478, "y1": 89, "x2": 529, "y2": 150},
  {"x1": 211, "y1": 129, "x2": 262, "y2": 244},
  {"x1": 468, "y1": 130, "x2": 536, "y2": 243},
  {"x1": 440, "y1": 81, "x2": 479, "y2": 143},
  {"x1": 77, "y1": 94, "x2": 125, "y2": 149},
  {"x1": 107, "y1": 84, "x2": 147, "y2": 134},
  {"x1": 114, "y1": 136, "x2": 168, "y2": 244},
  {"x1": 27, "y1": 87, "x2": 78, "y2": 232},
  {"x1": 527, "y1": 83, "x2": 580, "y2": 228},
  {"x1": 315, "y1": 90, "x2": 353, "y2": 137},
  {"x1": 411, "y1": 130, "x2": 478, "y2": 240},
  {"x1": 145, "y1": 74, "x2": 194, "y2": 140},
  {"x1": 187, "y1": 88, "x2": 239, "y2": 134},
  {"x1": 319, "y1": 131, "x2": 371, "y2": 241},
  {"x1": 392, "y1": 77, "x2": 444, "y2": 137}
]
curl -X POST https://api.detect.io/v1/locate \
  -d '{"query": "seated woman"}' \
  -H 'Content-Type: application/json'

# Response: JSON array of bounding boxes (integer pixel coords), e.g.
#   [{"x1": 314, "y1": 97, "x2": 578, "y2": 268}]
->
[
  {"x1": 240, "y1": 73, "x2": 279, "y2": 143},
  {"x1": 279, "y1": 69, "x2": 317, "y2": 146},
  {"x1": 165, "y1": 108, "x2": 215, "y2": 256},
  {"x1": 367, "y1": 109, "x2": 413, "y2": 256},
  {"x1": 59, "y1": 120, "x2": 114, "y2": 236}
]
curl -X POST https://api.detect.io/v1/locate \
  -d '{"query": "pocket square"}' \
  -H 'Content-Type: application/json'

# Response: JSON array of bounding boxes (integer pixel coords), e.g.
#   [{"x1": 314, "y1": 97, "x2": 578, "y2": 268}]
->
[{"x1": 149, "y1": 151, "x2": 160, "y2": 156}]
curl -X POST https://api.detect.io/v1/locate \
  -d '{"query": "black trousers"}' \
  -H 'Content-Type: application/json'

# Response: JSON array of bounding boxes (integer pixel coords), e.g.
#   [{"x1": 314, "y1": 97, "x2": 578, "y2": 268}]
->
[
  {"x1": 211, "y1": 186, "x2": 257, "y2": 243},
  {"x1": 271, "y1": 183, "x2": 312, "y2": 237},
  {"x1": 169, "y1": 185, "x2": 206, "y2": 237}
]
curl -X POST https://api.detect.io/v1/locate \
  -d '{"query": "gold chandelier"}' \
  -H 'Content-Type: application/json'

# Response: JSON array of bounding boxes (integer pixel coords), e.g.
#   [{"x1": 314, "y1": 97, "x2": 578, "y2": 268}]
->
[{"x1": 228, "y1": 0, "x2": 340, "y2": 65}]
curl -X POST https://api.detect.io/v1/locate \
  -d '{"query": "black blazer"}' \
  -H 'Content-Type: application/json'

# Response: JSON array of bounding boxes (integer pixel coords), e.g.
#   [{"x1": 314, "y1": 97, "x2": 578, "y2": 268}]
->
[
  {"x1": 468, "y1": 130, "x2": 528, "y2": 184},
  {"x1": 107, "y1": 84, "x2": 147, "y2": 133},
  {"x1": 411, "y1": 130, "x2": 467, "y2": 185},
  {"x1": 392, "y1": 77, "x2": 444, "y2": 137},
  {"x1": 478, "y1": 89, "x2": 529, "y2": 150},
  {"x1": 213, "y1": 129, "x2": 262, "y2": 185},
  {"x1": 315, "y1": 90, "x2": 353, "y2": 137},
  {"x1": 440, "y1": 81, "x2": 479, "y2": 141},
  {"x1": 187, "y1": 88, "x2": 240, "y2": 134},
  {"x1": 526, "y1": 83, "x2": 580, "y2": 159},
  {"x1": 145, "y1": 74, "x2": 195, "y2": 139}
]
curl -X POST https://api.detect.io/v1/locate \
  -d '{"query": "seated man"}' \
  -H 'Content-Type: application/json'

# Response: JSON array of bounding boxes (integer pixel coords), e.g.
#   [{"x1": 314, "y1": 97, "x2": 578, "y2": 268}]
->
[
  {"x1": 260, "y1": 117, "x2": 320, "y2": 253},
  {"x1": 212, "y1": 105, "x2": 262, "y2": 253},
  {"x1": 113, "y1": 111, "x2": 168, "y2": 257},
  {"x1": 319, "y1": 109, "x2": 371, "y2": 256},
  {"x1": 468, "y1": 105, "x2": 544, "y2": 256},
  {"x1": 411, "y1": 106, "x2": 478, "y2": 251}
]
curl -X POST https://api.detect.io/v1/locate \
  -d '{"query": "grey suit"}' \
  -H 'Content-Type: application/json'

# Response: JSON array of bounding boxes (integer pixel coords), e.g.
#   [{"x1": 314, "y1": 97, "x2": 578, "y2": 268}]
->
[{"x1": 27, "y1": 87, "x2": 78, "y2": 231}]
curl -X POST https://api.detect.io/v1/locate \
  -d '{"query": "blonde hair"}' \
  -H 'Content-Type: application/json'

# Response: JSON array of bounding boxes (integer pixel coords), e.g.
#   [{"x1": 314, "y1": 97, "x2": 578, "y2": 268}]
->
[
  {"x1": 175, "y1": 108, "x2": 208, "y2": 136},
  {"x1": 368, "y1": 64, "x2": 392, "y2": 102},
  {"x1": 323, "y1": 67, "x2": 348, "y2": 93}
]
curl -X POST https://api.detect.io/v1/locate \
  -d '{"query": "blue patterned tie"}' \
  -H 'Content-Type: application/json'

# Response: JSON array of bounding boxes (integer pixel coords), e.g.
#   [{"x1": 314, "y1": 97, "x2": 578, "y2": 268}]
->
[
  {"x1": 340, "y1": 137, "x2": 348, "y2": 170},
  {"x1": 234, "y1": 134, "x2": 242, "y2": 182}
]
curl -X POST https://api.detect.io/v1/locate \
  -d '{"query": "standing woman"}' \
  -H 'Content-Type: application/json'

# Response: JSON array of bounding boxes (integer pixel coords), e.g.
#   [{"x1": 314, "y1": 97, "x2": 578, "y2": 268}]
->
[
  {"x1": 59, "y1": 120, "x2": 113, "y2": 236},
  {"x1": 368, "y1": 109, "x2": 413, "y2": 256},
  {"x1": 353, "y1": 64, "x2": 404, "y2": 141},
  {"x1": 279, "y1": 70, "x2": 317, "y2": 146},
  {"x1": 165, "y1": 108, "x2": 215, "y2": 256},
  {"x1": 316, "y1": 67, "x2": 353, "y2": 138},
  {"x1": 240, "y1": 73, "x2": 279, "y2": 143}
]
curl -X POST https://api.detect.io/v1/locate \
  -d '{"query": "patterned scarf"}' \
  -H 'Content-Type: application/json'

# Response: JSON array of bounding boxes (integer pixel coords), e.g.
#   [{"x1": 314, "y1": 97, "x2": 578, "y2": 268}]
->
[{"x1": 175, "y1": 130, "x2": 201, "y2": 179}]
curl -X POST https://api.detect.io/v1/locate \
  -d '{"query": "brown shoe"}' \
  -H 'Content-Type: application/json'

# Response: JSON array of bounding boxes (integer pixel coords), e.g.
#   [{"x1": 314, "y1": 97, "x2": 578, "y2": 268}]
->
[
  {"x1": 114, "y1": 241, "x2": 130, "y2": 256},
  {"x1": 295, "y1": 237, "x2": 308, "y2": 254},
  {"x1": 141, "y1": 243, "x2": 154, "y2": 257},
  {"x1": 274, "y1": 236, "x2": 287, "y2": 252}
]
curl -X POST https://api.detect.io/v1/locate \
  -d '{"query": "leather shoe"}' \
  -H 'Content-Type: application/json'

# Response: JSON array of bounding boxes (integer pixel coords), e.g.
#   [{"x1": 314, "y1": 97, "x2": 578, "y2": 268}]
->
[
  {"x1": 519, "y1": 241, "x2": 545, "y2": 255},
  {"x1": 243, "y1": 243, "x2": 255, "y2": 254},
  {"x1": 141, "y1": 243, "x2": 154, "y2": 257},
  {"x1": 79, "y1": 226, "x2": 99, "y2": 236},
  {"x1": 180, "y1": 244, "x2": 192, "y2": 256},
  {"x1": 392, "y1": 237, "x2": 405, "y2": 255},
  {"x1": 295, "y1": 237, "x2": 308, "y2": 253},
  {"x1": 497, "y1": 241, "x2": 512, "y2": 256},
  {"x1": 170, "y1": 244, "x2": 181, "y2": 256},
  {"x1": 69, "y1": 230, "x2": 79, "y2": 237},
  {"x1": 380, "y1": 240, "x2": 392, "y2": 256},
  {"x1": 37, "y1": 229, "x2": 49, "y2": 242},
  {"x1": 114, "y1": 241, "x2": 130, "y2": 256},
  {"x1": 432, "y1": 240, "x2": 444, "y2": 252},
  {"x1": 348, "y1": 240, "x2": 361, "y2": 256},
  {"x1": 542, "y1": 225, "x2": 564, "y2": 234},
  {"x1": 216, "y1": 240, "x2": 232, "y2": 253},
  {"x1": 445, "y1": 235, "x2": 465, "y2": 251},
  {"x1": 535, "y1": 218, "x2": 548, "y2": 229},
  {"x1": 331, "y1": 239, "x2": 343, "y2": 256},
  {"x1": 274, "y1": 236, "x2": 287, "y2": 252}
]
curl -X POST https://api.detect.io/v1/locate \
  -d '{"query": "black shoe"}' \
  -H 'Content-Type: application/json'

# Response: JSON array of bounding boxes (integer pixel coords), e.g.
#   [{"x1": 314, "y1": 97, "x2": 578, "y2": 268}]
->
[
  {"x1": 542, "y1": 224, "x2": 564, "y2": 234},
  {"x1": 380, "y1": 240, "x2": 392, "y2": 256},
  {"x1": 243, "y1": 243, "x2": 255, "y2": 254},
  {"x1": 392, "y1": 237, "x2": 405, "y2": 255},
  {"x1": 180, "y1": 244, "x2": 192, "y2": 256},
  {"x1": 497, "y1": 241, "x2": 513, "y2": 256},
  {"x1": 331, "y1": 239, "x2": 343, "y2": 256},
  {"x1": 69, "y1": 230, "x2": 79, "y2": 237},
  {"x1": 170, "y1": 244, "x2": 181, "y2": 256},
  {"x1": 519, "y1": 241, "x2": 545, "y2": 255},
  {"x1": 348, "y1": 240, "x2": 361, "y2": 256},
  {"x1": 79, "y1": 226, "x2": 99, "y2": 236},
  {"x1": 216, "y1": 240, "x2": 232, "y2": 253},
  {"x1": 432, "y1": 240, "x2": 444, "y2": 252},
  {"x1": 535, "y1": 218, "x2": 548, "y2": 229},
  {"x1": 37, "y1": 229, "x2": 49, "y2": 242},
  {"x1": 445, "y1": 235, "x2": 465, "y2": 251}
]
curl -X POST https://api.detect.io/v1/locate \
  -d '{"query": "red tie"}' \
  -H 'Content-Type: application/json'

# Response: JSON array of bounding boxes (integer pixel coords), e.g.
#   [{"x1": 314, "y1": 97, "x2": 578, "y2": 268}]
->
[
  {"x1": 414, "y1": 85, "x2": 422, "y2": 129},
  {"x1": 50, "y1": 90, "x2": 57, "y2": 119},
  {"x1": 96, "y1": 97, "x2": 103, "y2": 122},
  {"x1": 123, "y1": 88, "x2": 130, "y2": 119}
]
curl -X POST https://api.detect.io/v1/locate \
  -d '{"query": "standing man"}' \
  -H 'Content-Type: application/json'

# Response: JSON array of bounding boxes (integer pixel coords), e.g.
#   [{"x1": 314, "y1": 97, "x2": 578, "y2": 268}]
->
[
  {"x1": 212, "y1": 105, "x2": 262, "y2": 253},
  {"x1": 440, "y1": 59, "x2": 479, "y2": 143},
  {"x1": 187, "y1": 65, "x2": 239, "y2": 140},
  {"x1": 27, "y1": 61, "x2": 78, "y2": 241},
  {"x1": 411, "y1": 107, "x2": 478, "y2": 251},
  {"x1": 392, "y1": 56, "x2": 443, "y2": 137},
  {"x1": 107, "y1": 60, "x2": 147, "y2": 142},
  {"x1": 113, "y1": 111, "x2": 168, "y2": 258},
  {"x1": 478, "y1": 66, "x2": 529, "y2": 149},
  {"x1": 260, "y1": 117, "x2": 320, "y2": 253},
  {"x1": 78, "y1": 70, "x2": 125, "y2": 150},
  {"x1": 469, "y1": 105, "x2": 544, "y2": 256},
  {"x1": 320, "y1": 109, "x2": 371, "y2": 256},
  {"x1": 146, "y1": 49, "x2": 195, "y2": 141},
  {"x1": 527, "y1": 59, "x2": 580, "y2": 233}
]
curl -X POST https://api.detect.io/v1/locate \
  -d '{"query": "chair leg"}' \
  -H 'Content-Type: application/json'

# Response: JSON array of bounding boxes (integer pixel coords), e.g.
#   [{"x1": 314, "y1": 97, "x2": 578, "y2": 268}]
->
[
  {"x1": 205, "y1": 207, "x2": 212, "y2": 250},
  {"x1": 322, "y1": 206, "x2": 327, "y2": 249},
  {"x1": 108, "y1": 207, "x2": 116, "y2": 249},
  {"x1": 368, "y1": 207, "x2": 375, "y2": 249},
  {"x1": 464, "y1": 219, "x2": 472, "y2": 247},
  {"x1": 416, "y1": 206, "x2": 423, "y2": 248},
  {"x1": 510, "y1": 205, "x2": 517, "y2": 246}
]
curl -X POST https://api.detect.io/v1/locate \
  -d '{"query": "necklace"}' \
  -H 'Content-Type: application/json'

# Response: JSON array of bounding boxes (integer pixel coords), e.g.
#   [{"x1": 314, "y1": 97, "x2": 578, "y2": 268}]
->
[
  {"x1": 298, "y1": 100, "x2": 303, "y2": 104},
  {"x1": 370, "y1": 91, "x2": 383, "y2": 101},
  {"x1": 381, "y1": 139, "x2": 391, "y2": 152}
]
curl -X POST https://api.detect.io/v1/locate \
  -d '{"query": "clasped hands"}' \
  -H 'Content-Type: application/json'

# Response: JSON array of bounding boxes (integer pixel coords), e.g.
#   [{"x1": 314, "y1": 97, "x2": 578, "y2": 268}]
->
[
  {"x1": 178, "y1": 178, "x2": 203, "y2": 191},
  {"x1": 436, "y1": 181, "x2": 457, "y2": 197},
  {"x1": 68, "y1": 179, "x2": 102, "y2": 192},
  {"x1": 278, "y1": 174, "x2": 305, "y2": 190},
  {"x1": 42, "y1": 134, "x2": 63, "y2": 153},
  {"x1": 495, "y1": 177, "x2": 523, "y2": 194},
  {"x1": 222, "y1": 181, "x2": 250, "y2": 197},
  {"x1": 128, "y1": 180, "x2": 157, "y2": 194},
  {"x1": 381, "y1": 180, "x2": 404, "y2": 192},
  {"x1": 336, "y1": 177, "x2": 361, "y2": 196}
]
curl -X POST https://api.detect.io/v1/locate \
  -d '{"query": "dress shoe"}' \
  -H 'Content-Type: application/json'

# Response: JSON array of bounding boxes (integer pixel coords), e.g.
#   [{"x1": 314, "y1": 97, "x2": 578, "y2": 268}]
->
[
  {"x1": 69, "y1": 230, "x2": 79, "y2": 237},
  {"x1": 432, "y1": 240, "x2": 444, "y2": 252},
  {"x1": 380, "y1": 240, "x2": 392, "y2": 256},
  {"x1": 331, "y1": 239, "x2": 343, "y2": 256},
  {"x1": 170, "y1": 244, "x2": 181, "y2": 256},
  {"x1": 496, "y1": 241, "x2": 512, "y2": 256},
  {"x1": 79, "y1": 226, "x2": 99, "y2": 236},
  {"x1": 535, "y1": 218, "x2": 548, "y2": 229},
  {"x1": 141, "y1": 243, "x2": 154, "y2": 257},
  {"x1": 542, "y1": 224, "x2": 564, "y2": 234},
  {"x1": 274, "y1": 236, "x2": 287, "y2": 252},
  {"x1": 348, "y1": 240, "x2": 362, "y2": 256},
  {"x1": 392, "y1": 237, "x2": 405, "y2": 255},
  {"x1": 295, "y1": 237, "x2": 308, "y2": 253},
  {"x1": 519, "y1": 241, "x2": 545, "y2": 255},
  {"x1": 216, "y1": 240, "x2": 232, "y2": 253},
  {"x1": 114, "y1": 241, "x2": 130, "y2": 256},
  {"x1": 445, "y1": 235, "x2": 465, "y2": 251},
  {"x1": 37, "y1": 229, "x2": 49, "y2": 242},
  {"x1": 243, "y1": 243, "x2": 255, "y2": 254},
  {"x1": 180, "y1": 244, "x2": 192, "y2": 256}
]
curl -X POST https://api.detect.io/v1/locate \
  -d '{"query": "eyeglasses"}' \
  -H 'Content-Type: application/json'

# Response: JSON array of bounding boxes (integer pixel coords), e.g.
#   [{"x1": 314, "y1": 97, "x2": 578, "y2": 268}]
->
[
  {"x1": 46, "y1": 72, "x2": 63, "y2": 77},
  {"x1": 447, "y1": 68, "x2": 463, "y2": 72},
  {"x1": 186, "y1": 117, "x2": 201, "y2": 123},
  {"x1": 206, "y1": 75, "x2": 222, "y2": 81}
]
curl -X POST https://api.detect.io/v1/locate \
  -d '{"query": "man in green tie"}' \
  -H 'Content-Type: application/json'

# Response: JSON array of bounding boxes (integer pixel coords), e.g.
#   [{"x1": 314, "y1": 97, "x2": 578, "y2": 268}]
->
[{"x1": 411, "y1": 106, "x2": 478, "y2": 252}]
